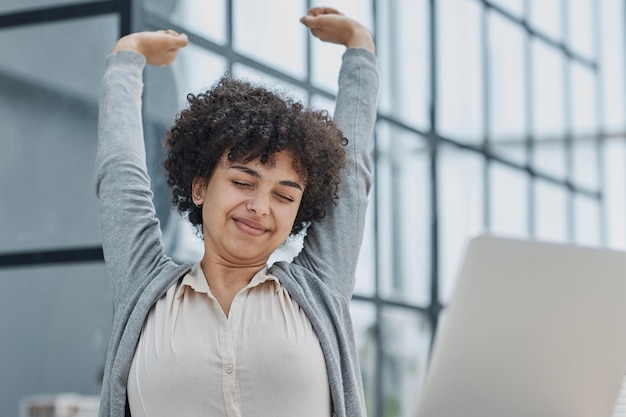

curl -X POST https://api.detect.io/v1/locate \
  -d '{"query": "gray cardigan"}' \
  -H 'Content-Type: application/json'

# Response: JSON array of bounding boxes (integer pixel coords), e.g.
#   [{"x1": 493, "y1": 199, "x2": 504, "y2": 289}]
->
[{"x1": 95, "y1": 47, "x2": 379, "y2": 417}]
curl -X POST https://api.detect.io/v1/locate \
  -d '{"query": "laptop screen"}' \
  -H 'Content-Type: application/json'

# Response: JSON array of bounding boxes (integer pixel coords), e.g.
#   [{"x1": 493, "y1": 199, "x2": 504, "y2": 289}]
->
[{"x1": 414, "y1": 235, "x2": 626, "y2": 417}]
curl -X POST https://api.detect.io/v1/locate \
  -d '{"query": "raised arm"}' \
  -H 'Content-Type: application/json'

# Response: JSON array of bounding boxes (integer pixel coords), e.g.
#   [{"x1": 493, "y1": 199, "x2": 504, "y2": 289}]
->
[
  {"x1": 296, "y1": 8, "x2": 379, "y2": 295},
  {"x1": 94, "y1": 31, "x2": 187, "y2": 302}
]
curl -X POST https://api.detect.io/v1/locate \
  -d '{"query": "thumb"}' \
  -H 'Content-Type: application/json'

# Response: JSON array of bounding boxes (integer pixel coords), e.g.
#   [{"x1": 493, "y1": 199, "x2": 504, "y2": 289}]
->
[{"x1": 300, "y1": 15, "x2": 318, "y2": 29}]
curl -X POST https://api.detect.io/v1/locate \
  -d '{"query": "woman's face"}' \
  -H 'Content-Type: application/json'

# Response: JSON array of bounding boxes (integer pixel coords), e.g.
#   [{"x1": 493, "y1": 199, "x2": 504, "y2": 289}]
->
[{"x1": 193, "y1": 150, "x2": 305, "y2": 267}]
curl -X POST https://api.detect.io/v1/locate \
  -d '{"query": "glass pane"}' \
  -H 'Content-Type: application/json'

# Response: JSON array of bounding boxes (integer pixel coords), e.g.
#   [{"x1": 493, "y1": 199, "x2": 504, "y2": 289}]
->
[
  {"x1": 167, "y1": 215, "x2": 205, "y2": 265},
  {"x1": 0, "y1": 15, "x2": 116, "y2": 105},
  {"x1": 143, "y1": 67, "x2": 186, "y2": 233},
  {"x1": 488, "y1": 11, "x2": 527, "y2": 164},
  {"x1": 377, "y1": 0, "x2": 430, "y2": 130},
  {"x1": 147, "y1": 0, "x2": 226, "y2": 44},
  {"x1": 437, "y1": 0, "x2": 483, "y2": 144},
  {"x1": 310, "y1": 94, "x2": 336, "y2": 115},
  {"x1": 355, "y1": 193, "x2": 376, "y2": 296},
  {"x1": 233, "y1": 0, "x2": 306, "y2": 79},
  {"x1": 350, "y1": 301, "x2": 377, "y2": 417},
  {"x1": 532, "y1": 40, "x2": 566, "y2": 178},
  {"x1": 530, "y1": 0, "x2": 562, "y2": 41},
  {"x1": 575, "y1": 195, "x2": 601, "y2": 246},
  {"x1": 380, "y1": 308, "x2": 432, "y2": 417},
  {"x1": 568, "y1": 0, "x2": 595, "y2": 60},
  {"x1": 571, "y1": 63, "x2": 597, "y2": 136},
  {"x1": 232, "y1": 63, "x2": 308, "y2": 104},
  {"x1": 173, "y1": 43, "x2": 228, "y2": 99},
  {"x1": 572, "y1": 138, "x2": 599, "y2": 190},
  {"x1": 377, "y1": 123, "x2": 430, "y2": 306},
  {"x1": 311, "y1": 41, "x2": 343, "y2": 94},
  {"x1": 600, "y1": 0, "x2": 626, "y2": 133},
  {"x1": 0, "y1": 0, "x2": 101, "y2": 13},
  {"x1": 604, "y1": 138, "x2": 626, "y2": 249},
  {"x1": 490, "y1": 163, "x2": 529, "y2": 238},
  {"x1": 145, "y1": 46, "x2": 228, "y2": 130},
  {"x1": 534, "y1": 140, "x2": 566, "y2": 179},
  {"x1": 489, "y1": 0, "x2": 524, "y2": 17},
  {"x1": 0, "y1": 263, "x2": 112, "y2": 417},
  {"x1": 0, "y1": 15, "x2": 118, "y2": 252},
  {"x1": 532, "y1": 40, "x2": 565, "y2": 138},
  {"x1": 310, "y1": 0, "x2": 374, "y2": 93},
  {"x1": 535, "y1": 180, "x2": 568, "y2": 243},
  {"x1": 438, "y1": 145, "x2": 484, "y2": 303}
]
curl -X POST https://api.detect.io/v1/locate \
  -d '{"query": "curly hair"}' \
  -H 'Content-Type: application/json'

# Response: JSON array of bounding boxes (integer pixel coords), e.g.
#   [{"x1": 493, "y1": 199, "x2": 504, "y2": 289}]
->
[{"x1": 163, "y1": 75, "x2": 348, "y2": 236}]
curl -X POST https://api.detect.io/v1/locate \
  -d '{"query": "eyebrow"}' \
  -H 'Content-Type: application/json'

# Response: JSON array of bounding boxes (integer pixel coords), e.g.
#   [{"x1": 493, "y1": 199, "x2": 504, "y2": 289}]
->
[{"x1": 231, "y1": 165, "x2": 303, "y2": 191}]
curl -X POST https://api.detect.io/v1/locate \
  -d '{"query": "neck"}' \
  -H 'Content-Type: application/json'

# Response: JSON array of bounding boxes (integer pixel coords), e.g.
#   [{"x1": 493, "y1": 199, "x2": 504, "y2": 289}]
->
[{"x1": 200, "y1": 255, "x2": 266, "y2": 317}]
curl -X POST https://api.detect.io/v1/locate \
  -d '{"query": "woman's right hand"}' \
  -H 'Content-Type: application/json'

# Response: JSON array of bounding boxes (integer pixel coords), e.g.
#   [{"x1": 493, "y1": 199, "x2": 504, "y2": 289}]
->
[{"x1": 112, "y1": 29, "x2": 188, "y2": 66}]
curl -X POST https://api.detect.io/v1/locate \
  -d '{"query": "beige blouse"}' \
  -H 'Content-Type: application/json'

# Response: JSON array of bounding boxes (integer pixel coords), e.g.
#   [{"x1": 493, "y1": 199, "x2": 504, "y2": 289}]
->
[{"x1": 127, "y1": 263, "x2": 331, "y2": 417}]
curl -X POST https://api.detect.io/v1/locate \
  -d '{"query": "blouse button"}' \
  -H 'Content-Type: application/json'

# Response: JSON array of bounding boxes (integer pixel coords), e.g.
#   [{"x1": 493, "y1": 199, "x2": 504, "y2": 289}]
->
[{"x1": 225, "y1": 364, "x2": 234, "y2": 374}]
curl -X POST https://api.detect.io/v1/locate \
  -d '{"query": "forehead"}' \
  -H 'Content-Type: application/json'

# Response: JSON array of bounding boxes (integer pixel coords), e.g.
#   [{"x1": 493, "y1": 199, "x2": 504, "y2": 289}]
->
[{"x1": 220, "y1": 150, "x2": 305, "y2": 182}]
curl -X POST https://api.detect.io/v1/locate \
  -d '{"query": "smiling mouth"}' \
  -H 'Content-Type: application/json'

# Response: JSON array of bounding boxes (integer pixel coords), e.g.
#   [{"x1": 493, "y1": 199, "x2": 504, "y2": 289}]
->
[{"x1": 234, "y1": 218, "x2": 268, "y2": 236}]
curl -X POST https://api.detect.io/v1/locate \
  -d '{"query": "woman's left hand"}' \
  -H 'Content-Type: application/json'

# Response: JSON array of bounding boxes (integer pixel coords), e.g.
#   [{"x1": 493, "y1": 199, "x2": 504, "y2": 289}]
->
[{"x1": 300, "y1": 7, "x2": 375, "y2": 53}]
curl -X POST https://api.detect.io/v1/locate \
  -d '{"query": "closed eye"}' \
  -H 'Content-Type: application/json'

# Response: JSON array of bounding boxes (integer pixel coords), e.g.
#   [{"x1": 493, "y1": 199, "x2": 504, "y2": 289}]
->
[
  {"x1": 232, "y1": 180, "x2": 252, "y2": 188},
  {"x1": 275, "y1": 193, "x2": 295, "y2": 202}
]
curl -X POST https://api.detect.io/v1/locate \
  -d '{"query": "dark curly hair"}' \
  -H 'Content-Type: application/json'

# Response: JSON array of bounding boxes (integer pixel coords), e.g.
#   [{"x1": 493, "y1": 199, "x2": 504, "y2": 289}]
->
[{"x1": 163, "y1": 75, "x2": 348, "y2": 236}]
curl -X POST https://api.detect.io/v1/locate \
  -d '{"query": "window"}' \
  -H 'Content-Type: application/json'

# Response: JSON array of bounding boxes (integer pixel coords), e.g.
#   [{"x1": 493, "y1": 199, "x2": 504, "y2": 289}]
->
[{"x1": 2, "y1": 1, "x2": 626, "y2": 416}]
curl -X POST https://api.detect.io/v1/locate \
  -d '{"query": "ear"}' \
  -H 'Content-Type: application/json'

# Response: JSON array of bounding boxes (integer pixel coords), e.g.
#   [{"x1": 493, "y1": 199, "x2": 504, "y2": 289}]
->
[{"x1": 191, "y1": 177, "x2": 207, "y2": 207}]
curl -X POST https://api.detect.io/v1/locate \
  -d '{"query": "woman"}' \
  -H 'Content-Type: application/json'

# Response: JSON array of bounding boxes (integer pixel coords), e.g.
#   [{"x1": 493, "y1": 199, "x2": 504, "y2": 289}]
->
[{"x1": 95, "y1": 7, "x2": 378, "y2": 417}]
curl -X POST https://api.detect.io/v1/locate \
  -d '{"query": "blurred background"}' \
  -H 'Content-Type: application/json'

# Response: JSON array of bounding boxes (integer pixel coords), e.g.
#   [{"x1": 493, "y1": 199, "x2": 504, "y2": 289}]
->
[{"x1": 1, "y1": 0, "x2": 625, "y2": 416}]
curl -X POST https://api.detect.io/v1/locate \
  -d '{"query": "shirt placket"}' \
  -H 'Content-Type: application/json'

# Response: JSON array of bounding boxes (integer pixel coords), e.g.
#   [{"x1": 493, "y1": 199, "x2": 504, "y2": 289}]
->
[{"x1": 219, "y1": 291, "x2": 246, "y2": 417}]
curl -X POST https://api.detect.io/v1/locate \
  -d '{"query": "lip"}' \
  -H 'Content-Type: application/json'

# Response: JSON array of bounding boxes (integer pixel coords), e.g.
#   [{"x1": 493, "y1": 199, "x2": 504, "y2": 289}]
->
[{"x1": 233, "y1": 217, "x2": 269, "y2": 236}]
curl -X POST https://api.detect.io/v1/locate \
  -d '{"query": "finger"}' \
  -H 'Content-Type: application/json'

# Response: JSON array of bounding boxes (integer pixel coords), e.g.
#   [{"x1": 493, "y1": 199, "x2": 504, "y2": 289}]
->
[
  {"x1": 309, "y1": 7, "x2": 341, "y2": 16},
  {"x1": 171, "y1": 33, "x2": 188, "y2": 48},
  {"x1": 321, "y1": 7, "x2": 341, "y2": 15},
  {"x1": 160, "y1": 49, "x2": 181, "y2": 66},
  {"x1": 306, "y1": 7, "x2": 322, "y2": 16},
  {"x1": 177, "y1": 33, "x2": 189, "y2": 48},
  {"x1": 310, "y1": 28, "x2": 324, "y2": 39}
]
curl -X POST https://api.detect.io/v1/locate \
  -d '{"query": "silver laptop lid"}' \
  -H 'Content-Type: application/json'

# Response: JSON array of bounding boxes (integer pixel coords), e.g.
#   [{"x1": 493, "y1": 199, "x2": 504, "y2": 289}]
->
[{"x1": 414, "y1": 234, "x2": 626, "y2": 417}]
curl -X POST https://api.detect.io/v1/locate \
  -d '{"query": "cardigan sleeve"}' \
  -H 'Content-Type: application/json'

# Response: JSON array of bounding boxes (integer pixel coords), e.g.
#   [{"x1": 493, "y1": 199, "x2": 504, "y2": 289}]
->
[
  {"x1": 94, "y1": 50, "x2": 173, "y2": 305},
  {"x1": 292, "y1": 48, "x2": 379, "y2": 296}
]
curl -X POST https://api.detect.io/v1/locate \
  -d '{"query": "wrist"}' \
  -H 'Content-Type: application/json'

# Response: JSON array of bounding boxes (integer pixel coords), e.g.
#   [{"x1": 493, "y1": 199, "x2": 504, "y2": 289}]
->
[
  {"x1": 346, "y1": 25, "x2": 375, "y2": 54},
  {"x1": 112, "y1": 34, "x2": 142, "y2": 55}
]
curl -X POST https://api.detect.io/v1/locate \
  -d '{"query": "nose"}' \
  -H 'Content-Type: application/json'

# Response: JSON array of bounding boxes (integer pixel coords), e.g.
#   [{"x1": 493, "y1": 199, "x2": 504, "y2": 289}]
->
[{"x1": 246, "y1": 192, "x2": 270, "y2": 216}]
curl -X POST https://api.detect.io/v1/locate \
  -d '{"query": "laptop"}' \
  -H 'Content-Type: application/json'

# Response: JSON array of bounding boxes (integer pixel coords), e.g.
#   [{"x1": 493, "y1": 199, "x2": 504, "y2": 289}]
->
[{"x1": 414, "y1": 234, "x2": 626, "y2": 417}]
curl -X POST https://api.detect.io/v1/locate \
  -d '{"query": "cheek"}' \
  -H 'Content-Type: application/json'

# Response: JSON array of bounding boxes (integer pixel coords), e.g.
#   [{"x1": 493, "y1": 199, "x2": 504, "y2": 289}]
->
[
  {"x1": 279, "y1": 203, "x2": 302, "y2": 227},
  {"x1": 208, "y1": 187, "x2": 245, "y2": 211}
]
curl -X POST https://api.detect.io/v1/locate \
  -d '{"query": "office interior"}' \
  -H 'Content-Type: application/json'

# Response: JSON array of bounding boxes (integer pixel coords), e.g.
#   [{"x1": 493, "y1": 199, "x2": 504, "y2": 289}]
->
[{"x1": 1, "y1": 0, "x2": 625, "y2": 416}]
